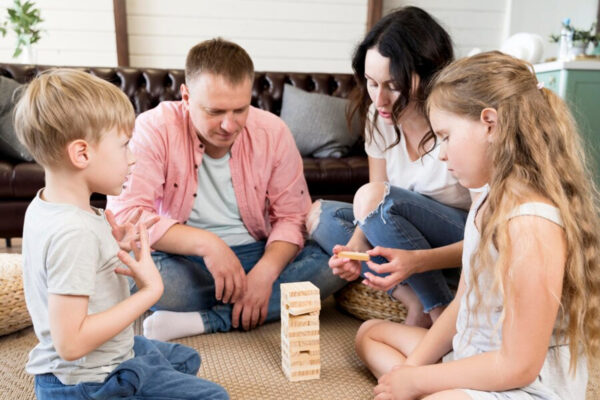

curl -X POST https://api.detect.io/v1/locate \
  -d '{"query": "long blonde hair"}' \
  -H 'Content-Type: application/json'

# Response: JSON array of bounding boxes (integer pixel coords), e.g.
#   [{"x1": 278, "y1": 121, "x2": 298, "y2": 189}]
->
[{"x1": 428, "y1": 51, "x2": 600, "y2": 371}]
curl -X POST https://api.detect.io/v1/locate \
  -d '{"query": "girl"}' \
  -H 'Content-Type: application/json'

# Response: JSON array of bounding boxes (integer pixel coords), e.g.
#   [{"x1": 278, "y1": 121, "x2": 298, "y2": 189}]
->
[
  {"x1": 307, "y1": 7, "x2": 471, "y2": 327},
  {"x1": 358, "y1": 51, "x2": 600, "y2": 399}
]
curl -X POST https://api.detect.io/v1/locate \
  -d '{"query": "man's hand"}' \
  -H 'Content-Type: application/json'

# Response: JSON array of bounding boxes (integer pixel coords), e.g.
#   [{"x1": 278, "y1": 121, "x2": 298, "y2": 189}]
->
[
  {"x1": 105, "y1": 208, "x2": 159, "y2": 252},
  {"x1": 231, "y1": 268, "x2": 273, "y2": 330},
  {"x1": 203, "y1": 240, "x2": 247, "y2": 304},
  {"x1": 373, "y1": 365, "x2": 422, "y2": 400},
  {"x1": 363, "y1": 246, "x2": 419, "y2": 291},
  {"x1": 329, "y1": 244, "x2": 362, "y2": 281}
]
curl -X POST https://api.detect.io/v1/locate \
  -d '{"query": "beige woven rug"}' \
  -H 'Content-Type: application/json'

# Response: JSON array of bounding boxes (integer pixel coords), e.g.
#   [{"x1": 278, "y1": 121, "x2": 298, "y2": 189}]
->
[
  {"x1": 0, "y1": 297, "x2": 376, "y2": 399},
  {"x1": 0, "y1": 297, "x2": 598, "y2": 399}
]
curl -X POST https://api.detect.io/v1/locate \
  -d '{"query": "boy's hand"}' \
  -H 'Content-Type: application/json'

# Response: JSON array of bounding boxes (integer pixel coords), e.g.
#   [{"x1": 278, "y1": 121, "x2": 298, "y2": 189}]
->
[
  {"x1": 106, "y1": 208, "x2": 160, "y2": 252},
  {"x1": 330, "y1": 244, "x2": 361, "y2": 281},
  {"x1": 115, "y1": 224, "x2": 163, "y2": 298}
]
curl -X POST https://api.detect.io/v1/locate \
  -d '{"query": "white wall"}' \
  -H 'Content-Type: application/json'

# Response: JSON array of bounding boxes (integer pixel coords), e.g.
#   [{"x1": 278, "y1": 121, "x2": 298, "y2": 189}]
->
[
  {"x1": 1, "y1": 0, "x2": 596, "y2": 69},
  {"x1": 126, "y1": 0, "x2": 368, "y2": 73},
  {"x1": 0, "y1": 0, "x2": 117, "y2": 66},
  {"x1": 383, "y1": 0, "x2": 508, "y2": 58},
  {"x1": 507, "y1": 0, "x2": 598, "y2": 61}
]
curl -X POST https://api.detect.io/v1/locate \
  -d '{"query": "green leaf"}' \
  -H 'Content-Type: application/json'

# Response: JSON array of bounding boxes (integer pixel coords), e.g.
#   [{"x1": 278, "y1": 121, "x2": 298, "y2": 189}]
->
[{"x1": 4, "y1": 0, "x2": 43, "y2": 57}]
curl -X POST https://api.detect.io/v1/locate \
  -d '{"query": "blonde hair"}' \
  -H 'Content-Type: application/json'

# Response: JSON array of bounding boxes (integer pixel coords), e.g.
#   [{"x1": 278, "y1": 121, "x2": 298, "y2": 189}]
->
[
  {"x1": 14, "y1": 69, "x2": 135, "y2": 166},
  {"x1": 428, "y1": 51, "x2": 600, "y2": 371}
]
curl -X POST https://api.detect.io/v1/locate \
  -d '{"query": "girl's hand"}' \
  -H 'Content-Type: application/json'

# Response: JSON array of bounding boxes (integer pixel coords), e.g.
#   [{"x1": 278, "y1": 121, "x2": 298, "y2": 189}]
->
[
  {"x1": 115, "y1": 224, "x2": 163, "y2": 298},
  {"x1": 330, "y1": 244, "x2": 361, "y2": 281},
  {"x1": 374, "y1": 365, "x2": 421, "y2": 400},
  {"x1": 105, "y1": 208, "x2": 160, "y2": 252},
  {"x1": 363, "y1": 246, "x2": 419, "y2": 291}
]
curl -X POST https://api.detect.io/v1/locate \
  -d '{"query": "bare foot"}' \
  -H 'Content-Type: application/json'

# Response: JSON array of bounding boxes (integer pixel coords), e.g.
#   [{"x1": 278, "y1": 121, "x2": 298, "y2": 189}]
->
[
  {"x1": 429, "y1": 305, "x2": 446, "y2": 323},
  {"x1": 405, "y1": 307, "x2": 432, "y2": 328},
  {"x1": 390, "y1": 285, "x2": 432, "y2": 328}
]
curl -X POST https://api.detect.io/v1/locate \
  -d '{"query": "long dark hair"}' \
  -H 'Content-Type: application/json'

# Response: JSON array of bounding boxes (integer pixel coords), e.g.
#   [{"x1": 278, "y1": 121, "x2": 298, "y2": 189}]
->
[{"x1": 347, "y1": 6, "x2": 453, "y2": 152}]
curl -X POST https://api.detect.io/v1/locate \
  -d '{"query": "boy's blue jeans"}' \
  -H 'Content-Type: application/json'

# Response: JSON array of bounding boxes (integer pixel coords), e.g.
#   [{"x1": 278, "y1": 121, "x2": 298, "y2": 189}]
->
[
  {"x1": 34, "y1": 336, "x2": 228, "y2": 400},
  {"x1": 134, "y1": 240, "x2": 346, "y2": 333},
  {"x1": 310, "y1": 185, "x2": 468, "y2": 312}
]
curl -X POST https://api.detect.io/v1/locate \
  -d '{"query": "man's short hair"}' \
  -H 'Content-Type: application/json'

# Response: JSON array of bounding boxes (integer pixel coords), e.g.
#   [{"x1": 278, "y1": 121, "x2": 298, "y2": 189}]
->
[
  {"x1": 185, "y1": 38, "x2": 254, "y2": 86},
  {"x1": 14, "y1": 69, "x2": 135, "y2": 166}
]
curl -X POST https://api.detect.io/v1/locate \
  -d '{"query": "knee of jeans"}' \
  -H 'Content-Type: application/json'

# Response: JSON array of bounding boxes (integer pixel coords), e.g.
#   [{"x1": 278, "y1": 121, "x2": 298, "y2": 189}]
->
[
  {"x1": 306, "y1": 200, "x2": 322, "y2": 236},
  {"x1": 353, "y1": 182, "x2": 389, "y2": 223},
  {"x1": 179, "y1": 348, "x2": 201, "y2": 375}
]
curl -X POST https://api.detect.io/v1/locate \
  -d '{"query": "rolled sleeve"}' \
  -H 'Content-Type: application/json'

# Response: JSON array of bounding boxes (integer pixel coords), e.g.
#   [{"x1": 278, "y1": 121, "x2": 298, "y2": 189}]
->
[
  {"x1": 266, "y1": 124, "x2": 311, "y2": 249},
  {"x1": 106, "y1": 112, "x2": 174, "y2": 246}
]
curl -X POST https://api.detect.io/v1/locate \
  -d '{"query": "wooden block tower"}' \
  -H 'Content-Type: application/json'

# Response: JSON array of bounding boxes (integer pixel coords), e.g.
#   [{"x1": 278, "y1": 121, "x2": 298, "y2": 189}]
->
[{"x1": 280, "y1": 281, "x2": 321, "y2": 381}]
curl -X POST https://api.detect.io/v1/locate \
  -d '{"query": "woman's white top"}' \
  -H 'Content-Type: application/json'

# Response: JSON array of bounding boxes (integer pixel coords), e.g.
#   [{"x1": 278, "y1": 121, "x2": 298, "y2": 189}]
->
[{"x1": 364, "y1": 105, "x2": 471, "y2": 210}]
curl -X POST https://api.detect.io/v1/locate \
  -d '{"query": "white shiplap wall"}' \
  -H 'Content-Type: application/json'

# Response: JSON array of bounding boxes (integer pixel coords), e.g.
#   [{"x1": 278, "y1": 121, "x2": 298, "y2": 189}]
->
[
  {"x1": 383, "y1": 0, "x2": 508, "y2": 58},
  {"x1": 126, "y1": 0, "x2": 368, "y2": 72},
  {"x1": 0, "y1": 0, "x2": 117, "y2": 66}
]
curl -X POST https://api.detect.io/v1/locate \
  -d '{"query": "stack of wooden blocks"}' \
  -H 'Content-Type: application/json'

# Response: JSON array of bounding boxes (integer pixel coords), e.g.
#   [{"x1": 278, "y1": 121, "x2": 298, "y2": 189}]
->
[{"x1": 280, "y1": 281, "x2": 321, "y2": 381}]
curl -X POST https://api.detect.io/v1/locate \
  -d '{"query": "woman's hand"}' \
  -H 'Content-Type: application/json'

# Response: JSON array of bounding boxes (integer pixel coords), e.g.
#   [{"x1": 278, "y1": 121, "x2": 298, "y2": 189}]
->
[
  {"x1": 329, "y1": 244, "x2": 362, "y2": 281},
  {"x1": 362, "y1": 246, "x2": 420, "y2": 291}
]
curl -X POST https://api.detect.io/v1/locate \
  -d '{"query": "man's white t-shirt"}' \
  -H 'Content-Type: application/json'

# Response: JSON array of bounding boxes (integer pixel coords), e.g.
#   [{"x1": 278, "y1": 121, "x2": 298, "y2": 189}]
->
[{"x1": 364, "y1": 106, "x2": 471, "y2": 210}]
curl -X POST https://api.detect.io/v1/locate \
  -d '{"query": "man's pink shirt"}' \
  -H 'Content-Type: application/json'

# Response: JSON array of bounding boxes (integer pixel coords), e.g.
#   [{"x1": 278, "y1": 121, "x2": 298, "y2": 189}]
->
[{"x1": 107, "y1": 101, "x2": 311, "y2": 249}]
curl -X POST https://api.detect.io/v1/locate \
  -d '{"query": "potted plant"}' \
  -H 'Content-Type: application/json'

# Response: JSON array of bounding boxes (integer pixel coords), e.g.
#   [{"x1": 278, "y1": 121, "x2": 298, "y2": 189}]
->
[
  {"x1": 550, "y1": 21, "x2": 596, "y2": 59},
  {"x1": 592, "y1": 30, "x2": 600, "y2": 57},
  {"x1": 0, "y1": 0, "x2": 43, "y2": 63}
]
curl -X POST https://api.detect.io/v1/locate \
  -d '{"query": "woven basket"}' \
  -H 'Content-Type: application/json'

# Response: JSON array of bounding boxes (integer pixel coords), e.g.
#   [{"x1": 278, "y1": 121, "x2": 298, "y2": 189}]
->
[
  {"x1": 334, "y1": 281, "x2": 407, "y2": 323},
  {"x1": 0, "y1": 254, "x2": 32, "y2": 336}
]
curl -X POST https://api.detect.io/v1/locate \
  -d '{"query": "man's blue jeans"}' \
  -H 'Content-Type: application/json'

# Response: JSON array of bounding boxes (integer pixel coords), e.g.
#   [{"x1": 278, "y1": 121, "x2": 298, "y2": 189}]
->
[
  {"x1": 310, "y1": 185, "x2": 468, "y2": 312},
  {"x1": 34, "y1": 336, "x2": 228, "y2": 399},
  {"x1": 134, "y1": 240, "x2": 346, "y2": 333}
]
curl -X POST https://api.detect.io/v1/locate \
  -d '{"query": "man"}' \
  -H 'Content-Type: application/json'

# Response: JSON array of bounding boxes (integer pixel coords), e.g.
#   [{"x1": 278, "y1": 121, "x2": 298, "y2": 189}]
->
[{"x1": 107, "y1": 38, "x2": 345, "y2": 341}]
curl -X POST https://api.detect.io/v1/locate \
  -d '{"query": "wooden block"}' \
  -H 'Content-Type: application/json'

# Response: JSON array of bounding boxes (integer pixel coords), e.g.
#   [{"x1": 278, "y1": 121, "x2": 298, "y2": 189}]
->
[
  {"x1": 281, "y1": 281, "x2": 321, "y2": 315},
  {"x1": 336, "y1": 251, "x2": 370, "y2": 261},
  {"x1": 281, "y1": 281, "x2": 321, "y2": 381}
]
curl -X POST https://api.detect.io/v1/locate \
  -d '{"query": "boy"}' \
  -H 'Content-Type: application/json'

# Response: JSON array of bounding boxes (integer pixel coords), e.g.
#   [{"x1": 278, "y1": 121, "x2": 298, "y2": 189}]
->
[{"x1": 14, "y1": 69, "x2": 228, "y2": 400}]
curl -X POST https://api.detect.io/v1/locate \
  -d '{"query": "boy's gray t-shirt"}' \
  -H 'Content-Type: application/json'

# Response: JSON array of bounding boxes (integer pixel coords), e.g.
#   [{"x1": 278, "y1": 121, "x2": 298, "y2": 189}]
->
[{"x1": 22, "y1": 192, "x2": 134, "y2": 385}]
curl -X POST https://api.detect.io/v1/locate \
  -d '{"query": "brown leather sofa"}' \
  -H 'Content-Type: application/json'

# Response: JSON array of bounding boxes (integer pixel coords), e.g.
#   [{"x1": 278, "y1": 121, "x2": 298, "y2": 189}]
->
[{"x1": 0, "y1": 63, "x2": 368, "y2": 240}]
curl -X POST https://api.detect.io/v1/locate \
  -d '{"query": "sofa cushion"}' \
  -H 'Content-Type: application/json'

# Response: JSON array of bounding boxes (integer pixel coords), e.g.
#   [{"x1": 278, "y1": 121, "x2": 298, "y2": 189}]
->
[
  {"x1": 280, "y1": 84, "x2": 360, "y2": 158},
  {"x1": 0, "y1": 77, "x2": 33, "y2": 162}
]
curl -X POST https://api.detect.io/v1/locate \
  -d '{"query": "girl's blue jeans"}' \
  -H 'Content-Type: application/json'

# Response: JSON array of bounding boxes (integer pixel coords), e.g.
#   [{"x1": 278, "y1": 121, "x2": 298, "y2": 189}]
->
[
  {"x1": 34, "y1": 336, "x2": 228, "y2": 400},
  {"x1": 310, "y1": 185, "x2": 468, "y2": 312},
  {"x1": 133, "y1": 240, "x2": 346, "y2": 333}
]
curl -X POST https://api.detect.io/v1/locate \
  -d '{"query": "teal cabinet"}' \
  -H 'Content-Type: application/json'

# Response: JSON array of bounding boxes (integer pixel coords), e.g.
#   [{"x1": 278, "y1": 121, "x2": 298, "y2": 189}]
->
[{"x1": 535, "y1": 61, "x2": 600, "y2": 183}]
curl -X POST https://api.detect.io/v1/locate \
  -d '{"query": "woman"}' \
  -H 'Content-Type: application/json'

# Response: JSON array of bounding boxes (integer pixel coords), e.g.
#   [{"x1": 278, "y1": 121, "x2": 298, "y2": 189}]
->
[{"x1": 307, "y1": 6, "x2": 471, "y2": 327}]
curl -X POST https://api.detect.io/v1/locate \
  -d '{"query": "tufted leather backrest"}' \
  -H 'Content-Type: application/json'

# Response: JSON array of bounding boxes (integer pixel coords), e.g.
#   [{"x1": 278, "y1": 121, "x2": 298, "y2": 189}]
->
[{"x1": 0, "y1": 64, "x2": 356, "y2": 117}]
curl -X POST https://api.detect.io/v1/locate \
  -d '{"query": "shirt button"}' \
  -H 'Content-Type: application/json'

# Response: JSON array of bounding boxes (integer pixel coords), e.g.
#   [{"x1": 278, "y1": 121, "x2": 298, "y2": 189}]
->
[
  {"x1": 174, "y1": 183, "x2": 178, "y2": 188},
  {"x1": 193, "y1": 193, "x2": 197, "y2": 197}
]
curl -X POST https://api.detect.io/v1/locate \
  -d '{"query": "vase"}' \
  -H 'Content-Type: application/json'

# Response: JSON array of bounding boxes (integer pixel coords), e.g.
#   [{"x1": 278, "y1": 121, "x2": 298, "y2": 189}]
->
[
  {"x1": 568, "y1": 41, "x2": 587, "y2": 60},
  {"x1": 18, "y1": 45, "x2": 37, "y2": 65}
]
